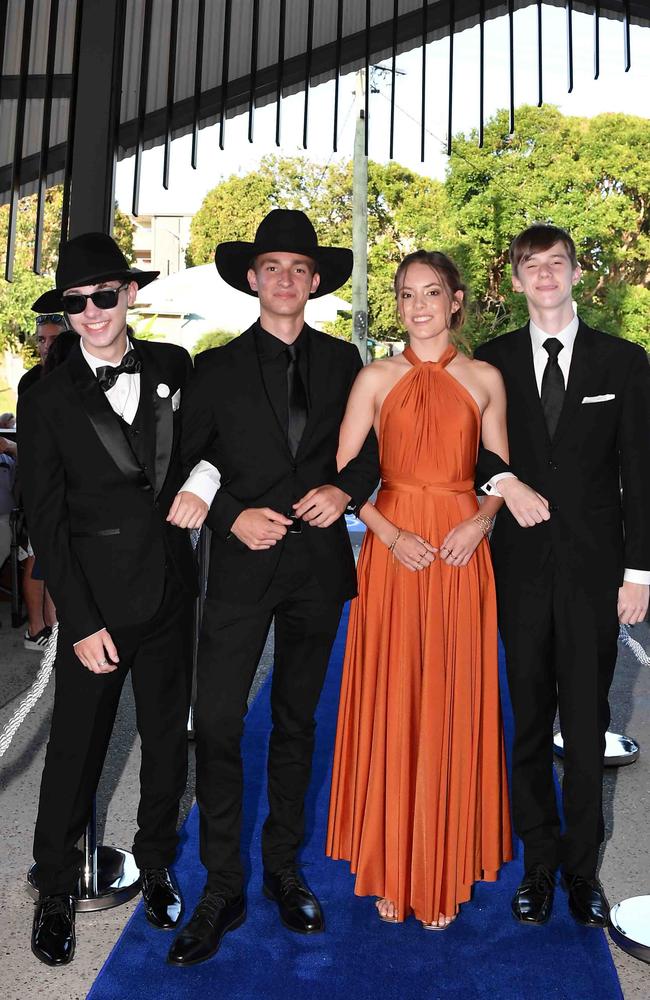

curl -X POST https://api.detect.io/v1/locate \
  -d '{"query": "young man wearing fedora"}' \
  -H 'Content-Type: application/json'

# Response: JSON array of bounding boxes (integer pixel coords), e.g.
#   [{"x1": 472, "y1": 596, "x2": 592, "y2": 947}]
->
[
  {"x1": 18, "y1": 232, "x2": 210, "y2": 966},
  {"x1": 165, "y1": 209, "x2": 379, "y2": 965}
]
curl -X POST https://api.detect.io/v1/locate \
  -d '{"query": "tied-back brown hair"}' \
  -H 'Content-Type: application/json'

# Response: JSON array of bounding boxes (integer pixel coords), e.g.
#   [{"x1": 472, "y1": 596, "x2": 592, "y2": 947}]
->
[
  {"x1": 510, "y1": 224, "x2": 578, "y2": 278},
  {"x1": 394, "y1": 250, "x2": 467, "y2": 331}
]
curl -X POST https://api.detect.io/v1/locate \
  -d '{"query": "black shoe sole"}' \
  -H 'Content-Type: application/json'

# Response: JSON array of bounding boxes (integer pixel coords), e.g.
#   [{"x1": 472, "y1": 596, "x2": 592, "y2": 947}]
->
[
  {"x1": 166, "y1": 909, "x2": 246, "y2": 966},
  {"x1": 262, "y1": 885, "x2": 324, "y2": 935}
]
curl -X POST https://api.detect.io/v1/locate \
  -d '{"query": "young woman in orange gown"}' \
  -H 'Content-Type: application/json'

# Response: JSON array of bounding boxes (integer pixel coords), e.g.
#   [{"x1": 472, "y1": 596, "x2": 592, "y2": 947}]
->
[{"x1": 326, "y1": 251, "x2": 512, "y2": 928}]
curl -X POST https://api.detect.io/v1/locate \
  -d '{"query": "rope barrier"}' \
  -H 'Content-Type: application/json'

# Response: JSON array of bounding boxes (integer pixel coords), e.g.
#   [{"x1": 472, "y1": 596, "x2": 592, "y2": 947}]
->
[
  {"x1": 618, "y1": 623, "x2": 650, "y2": 668},
  {"x1": 0, "y1": 623, "x2": 58, "y2": 758}
]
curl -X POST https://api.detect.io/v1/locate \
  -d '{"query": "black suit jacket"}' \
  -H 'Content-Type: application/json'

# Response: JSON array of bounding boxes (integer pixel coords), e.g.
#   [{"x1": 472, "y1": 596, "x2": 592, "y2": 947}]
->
[
  {"x1": 475, "y1": 321, "x2": 650, "y2": 587},
  {"x1": 17, "y1": 340, "x2": 197, "y2": 643},
  {"x1": 181, "y1": 323, "x2": 380, "y2": 604}
]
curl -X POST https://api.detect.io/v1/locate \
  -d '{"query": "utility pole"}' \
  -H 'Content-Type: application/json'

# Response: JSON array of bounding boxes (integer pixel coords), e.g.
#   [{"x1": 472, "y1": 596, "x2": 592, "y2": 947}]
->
[{"x1": 351, "y1": 69, "x2": 368, "y2": 363}]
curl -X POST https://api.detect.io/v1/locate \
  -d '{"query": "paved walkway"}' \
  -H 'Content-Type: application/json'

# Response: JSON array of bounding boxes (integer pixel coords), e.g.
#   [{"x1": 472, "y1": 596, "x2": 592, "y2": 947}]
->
[{"x1": 0, "y1": 589, "x2": 648, "y2": 999}]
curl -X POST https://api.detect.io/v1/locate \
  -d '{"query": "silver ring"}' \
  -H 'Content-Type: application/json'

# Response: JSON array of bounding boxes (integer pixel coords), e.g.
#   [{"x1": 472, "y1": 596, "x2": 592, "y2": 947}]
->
[{"x1": 97, "y1": 658, "x2": 108, "y2": 666}]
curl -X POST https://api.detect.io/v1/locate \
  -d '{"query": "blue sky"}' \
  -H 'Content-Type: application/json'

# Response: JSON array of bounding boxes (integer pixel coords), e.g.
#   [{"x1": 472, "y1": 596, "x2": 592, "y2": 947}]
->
[{"x1": 115, "y1": 5, "x2": 650, "y2": 216}]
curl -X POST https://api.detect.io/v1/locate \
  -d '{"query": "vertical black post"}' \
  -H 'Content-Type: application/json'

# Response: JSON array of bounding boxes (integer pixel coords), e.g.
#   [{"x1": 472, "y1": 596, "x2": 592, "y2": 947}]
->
[
  {"x1": 303, "y1": 0, "x2": 314, "y2": 149},
  {"x1": 420, "y1": 0, "x2": 427, "y2": 161},
  {"x1": 132, "y1": 0, "x2": 152, "y2": 216},
  {"x1": 275, "y1": 0, "x2": 286, "y2": 147},
  {"x1": 364, "y1": 0, "x2": 370, "y2": 156},
  {"x1": 565, "y1": 1, "x2": 574, "y2": 94},
  {"x1": 61, "y1": 0, "x2": 83, "y2": 246},
  {"x1": 5, "y1": 0, "x2": 34, "y2": 282},
  {"x1": 67, "y1": 0, "x2": 126, "y2": 236},
  {"x1": 34, "y1": 0, "x2": 60, "y2": 274},
  {"x1": 593, "y1": 1, "x2": 600, "y2": 80},
  {"x1": 389, "y1": 0, "x2": 398, "y2": 160},
  {"x1": 447, "y1": 0, "x2": 455, "y2": 156},
  {"x1": 191, "y1": 0, "x2": 206, "y2": 168},
  {"x1": 219, "y1": 0, "x2": 232, "y2": 150},
  {"x1": 537, "y1": 0, "x2": 543, "y2": 104},
  {"x1": 163, "y1": 0, "x2": 179, "y2": 189},
  {"x1": 622, "y1": 0, "x2": 631, "y2": 72},
  {"x1": 478, "y1": 0, "x2": 485, "y2": 146},
  {"x1": 333, "y1": 0, "x2": 343, "y2": 152},
  {"x1": 248, "y1": 0, "x2": 259, "y2": 142},
  {"x1": 508, "y1": 0, "x2": 515, "y2": 134}
]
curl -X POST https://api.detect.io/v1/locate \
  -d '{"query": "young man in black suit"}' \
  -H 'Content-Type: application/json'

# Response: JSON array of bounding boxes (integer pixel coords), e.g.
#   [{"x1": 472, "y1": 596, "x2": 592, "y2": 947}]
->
[
  {"x1": 475, "y1": 224, "x2": 650, "y2": 928},
  {"x1": 19, "y1": 234, "x2": 208, "y2": 966},
  {"x1": 166, "y1": 210, "x2": 380, "y2": 965}
]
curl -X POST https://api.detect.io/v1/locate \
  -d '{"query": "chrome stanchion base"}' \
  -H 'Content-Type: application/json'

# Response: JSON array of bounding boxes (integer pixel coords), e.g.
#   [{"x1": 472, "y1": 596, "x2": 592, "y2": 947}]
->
[
  {"x1": 27, "y1": 847, "x2": 141, "y2": 912},
  {"x1": 609, "y1": 896, "x2": 650, "y2": 964},
  {"x1": 553, "y1": 730, "x2": 640, "y2": 766}
]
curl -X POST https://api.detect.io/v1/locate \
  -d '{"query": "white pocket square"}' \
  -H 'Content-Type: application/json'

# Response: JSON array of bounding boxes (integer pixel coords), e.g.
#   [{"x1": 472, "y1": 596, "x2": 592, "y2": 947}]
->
[
  {"x1": 171, "y1": 388, "x2": 181, "y2": 411},
  {"x1": 582, "y1": 394, "x2": 615, "y2": 404}
]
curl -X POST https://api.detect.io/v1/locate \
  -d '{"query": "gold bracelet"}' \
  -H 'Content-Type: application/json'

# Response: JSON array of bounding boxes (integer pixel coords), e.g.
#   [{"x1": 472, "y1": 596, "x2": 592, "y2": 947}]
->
[
  {"x1": 388, "y1": 528, "x2": 402, "y2": 552},
  {"x1": 472, "y1": 513, "x2": 493, "y2": 537}
]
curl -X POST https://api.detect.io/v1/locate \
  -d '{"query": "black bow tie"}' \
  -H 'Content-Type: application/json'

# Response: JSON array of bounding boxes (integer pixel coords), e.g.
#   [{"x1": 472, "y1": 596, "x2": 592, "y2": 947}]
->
[{"x1": 96, "y1": 350, "x2": 141, "y2": 392}]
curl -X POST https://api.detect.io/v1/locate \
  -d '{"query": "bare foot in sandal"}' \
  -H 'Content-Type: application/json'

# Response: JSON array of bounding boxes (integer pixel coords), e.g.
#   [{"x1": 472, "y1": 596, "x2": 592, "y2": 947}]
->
[
  {"x1": 421, "y1": 913, "x2": 458, "y2": 930},
  {"x1": 375, "y1": 898, "x2": 398, "y2": 922}
]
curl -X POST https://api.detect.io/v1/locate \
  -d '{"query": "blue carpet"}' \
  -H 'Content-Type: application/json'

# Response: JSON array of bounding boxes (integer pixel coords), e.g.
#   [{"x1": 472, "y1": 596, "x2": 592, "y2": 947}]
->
[{"x1": 88, "y1": 607, "x2": 622, "y2": 1000}]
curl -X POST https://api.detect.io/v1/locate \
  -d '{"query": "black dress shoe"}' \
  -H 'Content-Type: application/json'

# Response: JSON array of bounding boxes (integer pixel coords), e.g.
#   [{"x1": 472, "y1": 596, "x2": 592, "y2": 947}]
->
[
  {"x1": 141, "y1": 867, "x2": 182, "y2": 929},
  {"x1": 562, "y1": 874, "x2": 610, "y2": 928},
  {"x1": 167, "y1": 892, "x2": 246, "y2": 966},
  {"x1": 31, "y1": 894, "x2": 75, "y2": 966},
  {"x1": 511, "y1": 865, "x2": 555, "y2": 925},
  {"x1": 263, "y1": 866, "x2": 324, "y2": 934}
]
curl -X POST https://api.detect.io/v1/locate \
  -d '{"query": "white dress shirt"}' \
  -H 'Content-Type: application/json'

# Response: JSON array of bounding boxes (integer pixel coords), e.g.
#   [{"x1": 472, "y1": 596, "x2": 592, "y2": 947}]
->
[{"x1": 481, "y1": 315, "x2": 649, "y2": 586}]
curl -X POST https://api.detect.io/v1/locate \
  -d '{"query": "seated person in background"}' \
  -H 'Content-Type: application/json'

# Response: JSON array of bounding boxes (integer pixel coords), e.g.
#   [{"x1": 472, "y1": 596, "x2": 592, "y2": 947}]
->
[
  {"x1": 0, "y1": 412, "x2": 15, "y2": 429},
  {"x1": 17, "y1": 313, "x2": 68, "y2": 397},
  {"x1": 0, "y1": 438, "x2": 16, "y2": 569}
]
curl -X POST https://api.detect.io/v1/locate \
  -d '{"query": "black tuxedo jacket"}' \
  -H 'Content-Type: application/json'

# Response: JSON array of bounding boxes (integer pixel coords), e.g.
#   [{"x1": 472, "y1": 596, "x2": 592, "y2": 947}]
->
[
  {"x1": 475, "y1": 321, "x2": 650, "y2": 587},
  {"x1": 181, "y1": 323, "x2": 380, "y2": 604},
  {"x1": 17, "y1": 340, "x2": 197, "y2": 643}
]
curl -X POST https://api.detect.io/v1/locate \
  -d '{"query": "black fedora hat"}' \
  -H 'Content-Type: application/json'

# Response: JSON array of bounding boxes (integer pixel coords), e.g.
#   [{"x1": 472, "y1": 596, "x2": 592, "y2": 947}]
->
[
  {"x1": 32, "y1": 232, "x2": 159, "y2": 312},
  {"x1": 215, "y1": 209, "x2": 353, "y2": 299}
]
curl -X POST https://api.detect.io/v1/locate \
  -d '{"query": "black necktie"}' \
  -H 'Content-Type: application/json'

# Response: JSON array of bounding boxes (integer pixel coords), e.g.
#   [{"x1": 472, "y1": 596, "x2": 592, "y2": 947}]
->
[
  {"x1": 285, "y1": 343, "x2": 308, "y2": 457},
  {"x1": 540, "y1": 338, "x2": 565, "y2": 437},
  {"x1": 96, "y1": 349, "x2": 141, "y2": 392}
]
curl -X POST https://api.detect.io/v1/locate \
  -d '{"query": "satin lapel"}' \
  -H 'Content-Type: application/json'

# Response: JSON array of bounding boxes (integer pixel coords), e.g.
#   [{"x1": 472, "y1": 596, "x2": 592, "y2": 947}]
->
[
  {"x1": 508, "y1": 324, "x2": 551, "y2": 445},
  {"x1": 66, "y1": 345, "x2": 148, "y2": 487},
  {"x1": 137, "y1": 343, "x2": 172, "y2": 497},
  {"x1": 551, "y1": 323, "x2": 595, "y2": 446},
  {"x1": 295, "y1": 327, "x2": 333, "y2": 457}
]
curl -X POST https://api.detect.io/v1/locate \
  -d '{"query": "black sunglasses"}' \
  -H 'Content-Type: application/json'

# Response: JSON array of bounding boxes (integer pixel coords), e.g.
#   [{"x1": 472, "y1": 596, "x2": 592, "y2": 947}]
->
[
  {"x1": 61, "y1": 283, "x2": 129, "y2": 315},
  {"x1": 35, "y1": 313, "x2": 66, "y2": 326}
]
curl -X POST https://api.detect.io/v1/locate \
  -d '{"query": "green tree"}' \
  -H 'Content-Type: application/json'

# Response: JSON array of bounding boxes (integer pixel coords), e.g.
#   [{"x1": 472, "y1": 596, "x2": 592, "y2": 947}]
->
[
  {"x1": 0, "y1": 188, "x2": 134, "y2": 357},
  {"x1": 446, "y1": 106, "x2": 650, "y2": 348},
  {"x1": 191, "y1": 329, "x2": 238, "y2": 356}
]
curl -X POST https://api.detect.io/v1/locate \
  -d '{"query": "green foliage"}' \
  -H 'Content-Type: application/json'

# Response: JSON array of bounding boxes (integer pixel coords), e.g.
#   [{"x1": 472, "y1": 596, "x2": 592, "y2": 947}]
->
[
  {"x1": 130, "y1": 314, "x2": 163, "y2": 341},
  {"x1": 187, "y1": 108, "x2": 650, "y2": 351},
  {"x1": 0, "y1": 187, "x2": 134, "y2": 358},
  {"x1": 191, "y1": 329, "x2": 239, "y2": 356}
]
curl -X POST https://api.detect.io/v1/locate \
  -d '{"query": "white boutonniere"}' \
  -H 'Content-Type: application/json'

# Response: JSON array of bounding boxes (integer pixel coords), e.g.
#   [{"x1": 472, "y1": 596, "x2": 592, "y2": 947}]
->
[{"x1": 156, "y1": 383, "x2": 170, "y2": 398}]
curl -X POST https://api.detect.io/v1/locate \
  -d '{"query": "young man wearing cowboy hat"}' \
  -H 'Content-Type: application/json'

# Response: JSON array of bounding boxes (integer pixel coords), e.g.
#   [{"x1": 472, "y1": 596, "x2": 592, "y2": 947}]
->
[
  {"x1": 18, "y1": 232, "x2": 209, "y2": 966},
  {"x1": 165, "y1": 209, "x2": 380, "y2": 965}
]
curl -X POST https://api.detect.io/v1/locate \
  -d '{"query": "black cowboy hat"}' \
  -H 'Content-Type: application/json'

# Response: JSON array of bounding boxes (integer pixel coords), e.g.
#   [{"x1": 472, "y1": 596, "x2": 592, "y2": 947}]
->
[
  {"x1": 215, "y1": 209, "x2": 353, "y2": 299},
  {"x1": 32, "y1": 232, "x2": 159, "y2": 312}
]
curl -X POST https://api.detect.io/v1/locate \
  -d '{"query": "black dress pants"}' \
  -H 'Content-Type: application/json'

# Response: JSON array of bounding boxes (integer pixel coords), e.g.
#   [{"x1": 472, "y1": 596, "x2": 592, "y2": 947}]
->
[
  {"x1": 33, "y1": 574, "x2": 193, "y2": 895},
  {"x1": 195, "y1": 534, "x2": 343, "y2": 896},
  {"x1": 496, "y1": 554, "x2": 619, "y2": 877}
]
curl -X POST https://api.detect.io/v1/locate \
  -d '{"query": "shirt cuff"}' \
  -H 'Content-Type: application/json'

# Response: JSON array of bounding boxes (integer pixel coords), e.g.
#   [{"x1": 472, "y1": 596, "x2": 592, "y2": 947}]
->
[
  {"x1": 623, "y1": 569, "x2": 650, "y2": 586},
  {"x1": 480, "y1": 472, "x2": 516, "y2": 497},
  {"x1": 73, "y1": 628, "x2": 104, "y2": 646},
  {"x1": 180, "y1": 460, "x2": 221, "y2": 507}
]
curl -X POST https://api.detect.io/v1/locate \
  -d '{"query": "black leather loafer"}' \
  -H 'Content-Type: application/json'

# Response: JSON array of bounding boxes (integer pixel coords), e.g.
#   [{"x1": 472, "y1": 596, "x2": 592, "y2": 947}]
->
[
  {"x1": 263, "y1": 866, "x2": 324, "y2": 934},
  {"x1": 141, "y1": 867, "x2": 182, "y2": 929},
  {"x1": 167, "y1": 892, "x2": 246, "y2": 966},
  {"x1": 511, "y1": 865, "x2": 555, "y2": 925},
  {"x1": 562, "y1": 874, "x2": 610, "y2": 928},
  {"x1": 31, "y1": 893, "x2": 76, "y2": 966}
]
